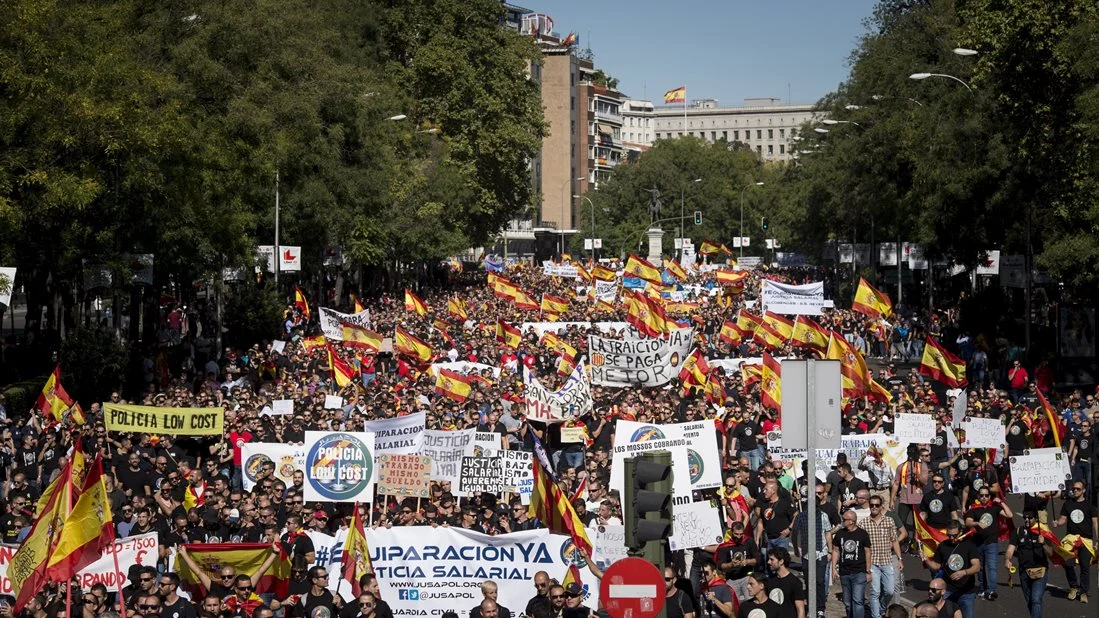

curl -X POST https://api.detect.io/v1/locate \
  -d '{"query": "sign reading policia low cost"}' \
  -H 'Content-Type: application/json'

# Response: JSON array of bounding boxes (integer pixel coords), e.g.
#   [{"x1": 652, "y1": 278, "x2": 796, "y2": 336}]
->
[
  {"x1": 102, "y1": 404, "x2": 224, "y2": 435},
  {"x1": 303, "y1": 431, "x2": 377, "y2": 503}
]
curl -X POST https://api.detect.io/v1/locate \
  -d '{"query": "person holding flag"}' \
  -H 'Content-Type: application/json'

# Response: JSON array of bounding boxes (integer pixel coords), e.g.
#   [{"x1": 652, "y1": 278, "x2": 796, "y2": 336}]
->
[
  {"x1": 1004, "y1": 511, "x2": 1053, "y2": 618},
  {"x1": 963, "y1": 484, "x2": 1013, "y2": 601},
  {"x1": 1052, "y1": 479, "x2": 1098, "y2": 604},
  {"x1": 923, "y1": 520, "x2": 980, "y2": 618}
]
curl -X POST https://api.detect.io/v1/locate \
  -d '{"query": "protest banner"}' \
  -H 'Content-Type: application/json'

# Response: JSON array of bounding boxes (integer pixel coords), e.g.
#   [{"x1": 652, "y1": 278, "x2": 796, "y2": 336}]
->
[
  {"x1": 1009, "y1": 448, "x2": 1073, "y2": 493},
  {"x1": 962, "y1": 417, "x2": 1006, "y2": 449},
  {"x1": 560, "y1": 426, "x2": 587, "y2": 443},
  {"x1": 760, "y1": 280, "x2": 827, "y2": 315},
  {"x1": 377, "y1": 454, "x2": 433, "y2": 498},
  {"x1": 523, "y1": 361, "x2": 593, "y2": 423},
  {"x1": 459, "y1": 456, "x2": 506, "y2": 494},
  {"x1": 594, "y1": 279, "x2": 618, "y2": 303},
  {"x1": 303, "y1": 431, "x2": 376, "y2": 503},
  {"x1": 472, "y1": 432, "x2": 501, "y2": 456},
  {"x1": 668, "y1": 501, "x2": 724, "y2": 551},
  {"x1": 271, "y1": 340, "x2": 286, "y2": 354},
  {"x1": 364, "y1": 411, "x2": 425, "y2": 454},
  {"x1": 894, "y1": 413, "x2": 936, "y2": 446},
  {"x1": 318, "y1": 307, "x2": 372, "y2": 340},
  {"x1": 364, "y1": 527, "x2": 600, "y2": 614},
  {"x1": 543, "y1": 263, "x2": 579, "y2": 278},
  {"x1": 419, "y1": 428, "x2": 476, "y2": 492},
  {"x1": 103, "y1": 403, "x2": 223, "y2": 435},
  {"x1": 590, "y1": 525, "x2": 628, "y2": 569},
  {"x1": 610, "y1": 419, "x2": 721, "y2": 499},
  {"x1": 771, "y1": 434, "x2": 908, "y2": 482},
  {"x1": 270, "y1": 400, "x2": 294, "y2": 415},
  {"x1": 588, "y1": 328, "x2": 694, "y2": 387},
  {"x1": 240, "y1": 443, "x2": 306, "y2": 491},
  {"x1": 520, "y1": 322, "x2": 592, "y2": 337},
  {"x1": 0, "y1": 533, "x2": 159, "y2": 593},
  {"x1": 500, "y1": 450, "x2": 533, "y2": 502}
]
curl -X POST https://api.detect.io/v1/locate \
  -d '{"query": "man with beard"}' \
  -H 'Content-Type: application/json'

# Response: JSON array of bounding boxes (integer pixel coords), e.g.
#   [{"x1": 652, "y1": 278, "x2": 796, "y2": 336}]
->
[
  {"x1": 963, "y1": 486, "x2": 1013, "y2": 600},
  {"x1": 924, "y1": 579, "x2": 961, "y2": 618},
  {"x1": 923, "y1": 521, "x2": 980, "y2": 618},
  {"x1": 699, "y1": 562, "x2": 737, "y2": 618},
  {"x1": 715, "y1": 521, "x2": 759, "y2": 602}
]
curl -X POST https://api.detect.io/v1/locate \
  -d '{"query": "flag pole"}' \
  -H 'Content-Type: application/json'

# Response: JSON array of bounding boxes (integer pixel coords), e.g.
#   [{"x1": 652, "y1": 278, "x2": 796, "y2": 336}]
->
[
  {"x1": 111, "y1": 542, "x2": 128, "y2": 618},
  {"x1": 683, "y1": 86, "x2": 687, "y2": 136}
]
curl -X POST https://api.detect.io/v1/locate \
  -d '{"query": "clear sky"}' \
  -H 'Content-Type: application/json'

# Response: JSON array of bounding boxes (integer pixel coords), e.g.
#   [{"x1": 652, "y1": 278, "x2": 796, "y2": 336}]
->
[{"x1": 520, "y1": 0, "x2": 880, "y2": 106}]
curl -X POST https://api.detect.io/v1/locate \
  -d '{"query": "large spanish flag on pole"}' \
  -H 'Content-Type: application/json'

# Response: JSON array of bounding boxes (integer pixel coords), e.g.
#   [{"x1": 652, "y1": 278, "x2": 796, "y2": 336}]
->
[
  {"x1": 46, "y1": 455, "x2": 114, "y2": 580},
  {"x1": 663, "y1": 86, "x2": 686, "y2": 104},
  {"x1": 919, "y1": 337, "x2": 968, "y2": 388},
  {"x1": 852, "y1": 277, "x2": 892, "y2": 318},
  {"x1": 11, "y1": 448, "x2": 86, "y2": 612},
  {"x1": 624, "y1": 254, "x2": 663, "y2": 284},
  {"x1": 760, "y1": 352, "x2": 782, "y2": 412},
  {"x1": 342, "y1": 506, "x2": 375, "y2": 597},
  {"x1": 35, "y1": 364, "x2": 74, "y2": 421},
  {"x1": 395, "y1": 327, "x2": 434, "y2": 362},
  {"x1": 326, "y1": 344, "x2": 358, "y2": 388},
  {"x1": 294, "y1": 286, "x2": 311, "y2": 321},
  {"x1": 528, "y1": 432, "x2": 593, "y2": 556},
  {"x1": 1036, "y1": 387, "x2": 1066, "y2": 448},
  {"x1": 404, "y1": 289, "x2": 430, "y2": 317}
]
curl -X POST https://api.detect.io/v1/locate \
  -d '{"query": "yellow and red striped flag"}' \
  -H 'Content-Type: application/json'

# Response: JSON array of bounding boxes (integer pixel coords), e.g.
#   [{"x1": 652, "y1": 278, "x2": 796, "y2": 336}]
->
[
  {"x1": 447, "y1": 297, "x2": 468, "y2": 321},
  {"x1": 340, "y1": 323, "x2": 382, "y2": 353},
  {"x1": 435, "y1": 369, "x2": 473, "y2": 403},
  {"x1": 591, "y1": 264, "x2": 617, "y2": 281},
  {"x1": 663, "y1": 258, "x2": 688, "y2": 281},
  {"x1": 541, "y1": 294, "x2": 569, "y2": 315},
  {"x1": 790, "y1": 315, "x2": 829, "y2": 356},
  {"x1": 1036, "y1": 387, "x2": 1066, "y2": 448},
  {"x1": 736, "y1": 311, "x2": 763, "y2": 339},
  {"x1": 46, "y1": 455, "x2": 114, "y2": 580},
  {"x1": 852, "y1": 277, "x2": 892, "y2": 318},
  {"x1": 176, "y1": 542, "x2": 291, "y2": 598},
  {"x1": 719, "y1": 320, "x2": 741, "y2": 345},
  {"x1": 699, "y1": 240, "x2": 731, "y2": 256},
  {"x1": 300, "y1": 334, "x2": 327, "y2": 351},
  {"x1": 715, "y1": 269, "x2": 748, "y2": 288},
  {"x1": 496, "y1": 319, "x2": 521, "y2": 349},
  {"x1": 294, "y1": 286, "x2": 311, "y2": 321},
  {"x1": 761, "y1": 352, "x2": 782, "y2": 412},
  {"x1": 625, "y1": 254, "x2": 663, "y2": 284},
  {"x1": 493, "y1": 277, "x2": 520, "y2": 301},
  {"x1": 919, "y1": 337, "x2": 968, "y2": 388},
  {"x1": 529, "y1": 433, "x2": 593, "y2": 555},
  {"x1": 395, "y1": 327, "x2": 434, "y2": 363},
  {"x1": 663, "y1": 86, "x2": 686, "y2": 104},
  {"x1": 404, "y1": 288, "x2": 430, "y2": 317},
  {"x1": 625, "y1": 291, "x2": 668, "y2": 338},
  {"x1": 341, "y1": 506, "x2": 375, "y2": 597},
  {"x1": 826, "y1": 331, "x2": 870, "y2": 399},
  {"x1": 513, "y1": 289, "x2": 540, "y2": 311},
  {"x1": 326, "y1": 344, "x2": 357, "y2": 388},
  {"x1": 352, "y1": 294, "x2": 366, "y2": 313},
  {"x1": 35, "y1": 364, "x2": 73, "y2": 421}
]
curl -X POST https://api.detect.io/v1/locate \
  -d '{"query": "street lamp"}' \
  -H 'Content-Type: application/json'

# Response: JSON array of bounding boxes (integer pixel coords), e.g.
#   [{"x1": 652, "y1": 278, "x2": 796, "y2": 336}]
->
[
  {"x1": 909, "y1": 72, "x2": 973, "y2": 92},
  {"x1": 739, "y1": 182, "x2": 764, "y2": 258},
  {"x1": 952, "y1": 47, "x2": 978, "y2": 56},
  {"x1": 814, "y1": 127, "x2": 830, "y2": 134},
  {"x1": 574, "y1": 194, "x2": 596, "y2": 260},
  {"x1": 680, "y1": 178, "x2": 702, "y2": 259},
  {"x1": 872, "y1": 94, "x2": 924, "y2": 106},
  {"x1": 387, "y1": 114, "x2": 408, "y2": 121},
  {"x1": 559, "y1": 176, "x2": 584, "y2": 231},
  {"x1": 822, "y1": 119, "x2": 863, "y2": 128}
]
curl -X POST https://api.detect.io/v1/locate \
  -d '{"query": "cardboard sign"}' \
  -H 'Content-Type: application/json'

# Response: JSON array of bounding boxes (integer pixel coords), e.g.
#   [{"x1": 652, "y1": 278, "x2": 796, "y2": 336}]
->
[
  {"x1": 103, "y1": 404, "x2": 224, "y2": 435},
  {"x1": 377, "y1": 453, "x2": 432, "y2": 498},
  {"x1": 894, "y1": 413, "x2": 936, "y2": 446},
  {"x1": 560, "y1": 426, "x2": 587, "y2": 443},
  {"x1": 962, "y1": 417, "x2": 1006, "y2": 449},
  {"x1": 324, "y1": 395, "x2": 344, "y2": 409},
  {"x1": 459, "y1": 456, "x2": 506, "y2": 494},
  {"x1": 669, "y1": 501, "x2": 724, "y2": 551},
  {"x1": 1009, "y1": 448, "x2": 1073, "y2": 493}
]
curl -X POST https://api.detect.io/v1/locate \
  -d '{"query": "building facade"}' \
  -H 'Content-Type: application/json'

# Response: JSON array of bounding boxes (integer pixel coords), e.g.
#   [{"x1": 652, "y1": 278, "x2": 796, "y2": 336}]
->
[
  {"x1": 621, "y1": 99, "x2": 655, "y2": 156},
  {"x1": 646, "y1": 97, "x2": 817, "y2": 162}
]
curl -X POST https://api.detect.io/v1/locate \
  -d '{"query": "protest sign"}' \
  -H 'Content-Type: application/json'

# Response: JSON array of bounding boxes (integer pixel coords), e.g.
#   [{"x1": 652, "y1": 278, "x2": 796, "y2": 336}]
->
[
  {"x1": 365, "y1": 527, "x2": 599, "y2": 615},
  {"x1": 377, "y1": 454, "x2": 433, "y2": 498},
  {"x1": 760, "y1": 280, "x2": 827, "y2": 315},
  {"x1": 459, "y1": 456, "x2": 506, "y2": 494},
  {"x1": 103, "y1": 403, "x2": 223, "y2": 435},
  {"x1": 0, "y1": 533, "x2": 159, "y2": 593},
  {"x1": 318, "y1": 307, "x2": 372, "y2": 340},
  {"x1": 668, "y1": 501, "x2": 724, "y2": 551},
  {"x1": 894, "y1": 413, "x2": 936, "y2": 446},
  {"x1": 771, "y1": 434, "x2": 908, "y2": 483},
  {"x1": 240, "y1": 443, "x2": 306, "y2": 491},
  {"x1": 590, "y1": 525, "x2": 628, "y2": 569},
  {"x1": 588, "y1": 328, "x2": 694, "y2": 387},
  {"x1": 1009, "y1": 448, "x2": 1073, "y2": 493},
  {"x1": 271, "y1": 340, "x2": 286, "y2": 354},
  {"x1": 560, "y1": 426, "x2": 587, "y2": 443},
  {"x1": 269, "y1": 400, "x2": 294, "y2": 415},
  {"x1": 471, "y1": 432, "x2": 501, "y2": 456},
  {"x1": 419, "y1": 428, "x2": 476, "y2": 492},
  {"x1": 500, "y1": 450, "x2": 533, "y2": 501},
  {"x1": 543, "y1": 263, "x2": 579, "y2": 278},
  {"x1": 303, "y1": 431, "x2": 376, "y2": 503},
  {"x1": 364, "y1": 411, "x2": 425, "y2": 454},
  {"x1": 523, "y1": 361, "x2": 593, "y2": 422},
  {"x1": 520, "y1": 322, "x2": 592, "y2": 337},
  {"x1": 962, "y1": 417, "x2": 1006, "y2": 449},
  {"x1": 594, "y1": 279, "x2": 618, "y2": 303},
  {"x1": 610, "y1": 419, "x2": 721, "y2": 499},
  {"x1": 324, "y1": 395, "x2": 344, "y2": 409}
]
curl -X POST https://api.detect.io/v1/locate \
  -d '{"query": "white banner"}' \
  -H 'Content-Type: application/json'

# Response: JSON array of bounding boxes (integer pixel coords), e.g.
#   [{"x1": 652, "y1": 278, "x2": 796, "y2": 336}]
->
[
  {"x1": 366, "y1": 527, "x2": 600, "y2": 614},
  {"x1": 280, "y1": 246, "x2": 302, "y2": 271},
  {"x1": 543, "y1": 263, "x2": 579, "y2": 278},
  {"x1": 319, "y1": 307, "x2": 373, "y2": 340},
  {"x1": 0, "y1": 533, "x2": 159, "y2": 593},
  {"x1": 240, "y1": 443, "x2": 306, "y2": 491},
  {"x1": 363, "y1": 411, "x2": 426, "y2": 454},
  {"x1": 303, "y1": 431, "x2": 377, "y2": 503},
  {"x1": 590, "y1": 525, "x2": 628, "y2": 569},
  {"x1": 419, "y1": 428, "x2": 476, "y2": 493},
  {"x1": 500, "y1": 450, "x2": 533, "y2": 504},
  {"x1": 962, "y1": 417, "x2": 1006, "y2": 449},
  {"x1": 894, "y1": 413, "x2": 936, "y2": 446},
  {"x1": 594, "y1": 279, "x2": 618, "y2": 303},
  {"x1": 523, "y1": 361, "x2": 594, "y2": 423},
  {"x1": 1009, "y1": 448, "x2": 1073, "y2": 494},
  {"x1": 588, "y1": 328, "x2": 694, "y2": 387},
  {"x1": 878, "y1": 243, "x2": 898, "y2": 267},
  {"x1": 760, "y1": 280, "x2": 827, "y2": 315},
  {"x1": 770, "y1": 434, "x2": 909, "y2": 483},
  {"x1": 0, "y1": 267, "x2": 15, "y2": 308},
  {"x1": 430, "y1": 361, "x2": 501, "y2": 378},
  {"x1": 669, "y1": 501, "x2": 724, "y2": 551},
  {"x1": 610, "y1": 419, "x2": 722, "y2": 499}
]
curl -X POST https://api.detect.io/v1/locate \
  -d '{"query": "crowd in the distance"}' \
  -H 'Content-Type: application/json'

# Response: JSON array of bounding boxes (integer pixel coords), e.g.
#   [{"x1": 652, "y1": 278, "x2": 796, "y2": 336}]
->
[{"x1": 0, "y1": 258, "x2": 1092, "y2": 618}]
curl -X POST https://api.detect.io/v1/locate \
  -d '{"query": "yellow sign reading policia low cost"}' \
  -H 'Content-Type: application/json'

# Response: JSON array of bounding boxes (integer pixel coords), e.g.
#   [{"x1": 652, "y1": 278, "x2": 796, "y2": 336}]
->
[{"x1": 102, "y1": 403, "x2": 224, "y2": 435}]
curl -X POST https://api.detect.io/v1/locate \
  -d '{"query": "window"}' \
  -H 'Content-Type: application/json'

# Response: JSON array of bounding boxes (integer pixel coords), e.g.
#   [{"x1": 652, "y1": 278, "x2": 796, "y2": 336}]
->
[
  {"x1": 768, "y1": 129, "x2": 773, "y2": 139},
  {"x1": 780, "y1": 145, "x2": 786, "y2": 154},
  {"x1": 734, "y1": 130, "x2": 740, "y2": 140},
  {"x1": 678, "y1": 132, "x2": 683, "y2": 137},
  {"x1": 768, "y1": 145, "x2": 774, "y2": 155},
  {"x1": 571, "y1": 96, "x2": 575, "y2": 111},
  {"x1": 756, "y1": 145, "x2": 762, "y2": 155},
  {"x1": 756, "y1": 130, "x2": 762, "y2": 139},
  {"x1": 711, "y1": 131, "x2": 717, "y2": 141},
  {"x1": 780, "y1": 128, "x2": 786, "y2": 138},
  {"x1": 722, "y1": 131, "x2": 728, "y2": 140}
]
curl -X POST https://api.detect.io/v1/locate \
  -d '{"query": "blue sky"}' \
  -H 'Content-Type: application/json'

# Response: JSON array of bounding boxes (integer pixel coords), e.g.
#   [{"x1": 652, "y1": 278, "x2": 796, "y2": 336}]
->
[{"x1": 521, "y1": 1, "x2": 880, "y2": 105}]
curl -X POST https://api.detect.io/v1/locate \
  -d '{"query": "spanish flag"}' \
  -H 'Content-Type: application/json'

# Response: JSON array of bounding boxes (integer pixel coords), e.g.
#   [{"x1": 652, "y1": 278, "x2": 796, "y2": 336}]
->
[
  {"x1": 790, "y1": 316, "x2": 829, "y2": 356},
  {"x1": 395, "y1": 327, "x2": 434, "y2": 363},
  {"x1": 760, "y1": 352, "x2": 782, "y2": 411},
  {"x1": 176, "y1": 542, "x2": 291, "y2": 598},
  {"x1": 540, "y1": 332, "x2": 577, "y2": 360},
  {"x1": 705, "y1": 373, "x2": 727, "y2": 406},
  {"x1": 294, "y1": 286, "x2": 311, "y2": 321},
  {"x1": 45, "y1": 455, "x2": 114, "y2": 580},
  {"x1": 719, "y1": 320, "x2": 741, "y2": 345},
  {"x1": 625, "y1": 254, "x2": 663, "y2": 284},
  {"x1": 447, "y1": 297, "x2": 468, "y2": 321},
  {"x1": 1035, "y1": 387, "x2": 1065, "y2": 448},
  {"x1": 914, "y1": 511, "x2": 948, "y2": 559},
  {"x1": 678, "y1": 348, "x2": 711, "y2": 386},
  {"x1": 557, "y1": 353, "x2": 578, "y2": 377},
  {"x1": 826, "y1": 331, "x2": 870, "y2": 398},
  {"x1": 404, "y1": 288, "x2": 430, "y2": 317},
  {"x1": 341, "y1": 506, "x2": 375, "y2": 597},
  {"x1": 541, "y1": 294, "x2": 569, "y2": 315},
  {"x1": 496, "y1": 319, "x2": 521, "y2": 349},
  {"x1": 699, "y1": 240, "x2": 731, "y2": 255},
  {"x1": 513, "y1": 289, "x2": 540, "y2": 311},
  {"x1": 493, "y1": 277, "x2": 520, "y2": 301},
  {"x1": 11, "y1": 449, "x2": 85, "y2": 612},
  {"x1": 435, "y1": 369, "x2": 473, "y2": 403},
  {"x1": 753, "y1": 315, "x2": 789, "y2": 350},
  {"x1": 663, "y1": 86, "x2": 686, "y2": 104},
  {"x1": 575, "y1": 263, "x2": 591, "y2": 282},
  {"x1": 352, "y1": 294, "x2": 366, "y2": 314},
  {"x1": 625, "y1": 291, "x2": 668, "y2": 338},
  {"x1": 35, "y1": 364, "x2": 74, "y2": 421},
  {"x1": 300, "y1": 334, "x2": 327, "y2": 351},
  {"x1": 591, "y1": 264, "x2": 617, "y2": 281},
  {"x1": 869, "y1": 379, "x2": 893, "y2": 404},
  {"x1": 340, "y1": 323, "x2": 382, "y2": 353},
  {"x1": 663, "y1": 258, "x2": 688, "y2": 281},
  {"x1": 852, "y1": 277, "x2": 892, "y2": 319},
  {"x1": 326, "y1": 344, "x2": 358, "y2": 388},
  {"x1": 736, "y1": 311, "x2": 763, "y2": 339},
  {"x1": 592, "y1": 299, "x2": 615, "y2": 314},
  {"x1": 529, "y1": 432, "x2": 593, "y2": 556},
  {"x1": 919, "y1": 337, "x2": 968, "y2": 388},
  {"x1": 715, "y1": 268, "x2": 748, "y2": 287}
]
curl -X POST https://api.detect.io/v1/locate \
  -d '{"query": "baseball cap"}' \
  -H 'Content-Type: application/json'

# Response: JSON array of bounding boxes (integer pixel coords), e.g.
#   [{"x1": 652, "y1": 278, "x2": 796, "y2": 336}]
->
[{"x1": 565, "y1": 583, "x2": 583, "y2": 596}]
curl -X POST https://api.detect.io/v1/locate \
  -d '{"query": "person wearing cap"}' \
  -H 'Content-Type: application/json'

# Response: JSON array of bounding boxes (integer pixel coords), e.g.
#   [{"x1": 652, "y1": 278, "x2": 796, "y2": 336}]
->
[
  {"x1": 469, "y1": 581, "x2": 512, "y2": 618},
  {"x1": 311, "y1": 509, "x2": 331, "y2": 532},
  {"x1": 1005, "y1": 511, "x2": 1052, "y2": 618}
]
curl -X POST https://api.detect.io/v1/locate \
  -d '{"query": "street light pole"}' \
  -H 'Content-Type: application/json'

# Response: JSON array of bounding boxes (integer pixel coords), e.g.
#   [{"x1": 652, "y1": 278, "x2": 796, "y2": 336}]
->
[
  {"x1": 909, "y1": 72, "x2": 974, "y2": 92},
  {"x1": 575, "y1": 194, "x2": 595, "y2": 261},
  {"x1": 739, "y1": 182, "x2": 764, "y2": 258}
]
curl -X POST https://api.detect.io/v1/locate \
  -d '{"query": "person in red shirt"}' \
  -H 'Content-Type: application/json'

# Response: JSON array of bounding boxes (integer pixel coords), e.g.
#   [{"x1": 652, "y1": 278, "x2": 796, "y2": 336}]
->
[
  {"x1": 228, "y1": 419, "x2": 254, "y2": 491},
  {"x1": 1008, "y1": 360, "x2": 1029, "y2": 403}
]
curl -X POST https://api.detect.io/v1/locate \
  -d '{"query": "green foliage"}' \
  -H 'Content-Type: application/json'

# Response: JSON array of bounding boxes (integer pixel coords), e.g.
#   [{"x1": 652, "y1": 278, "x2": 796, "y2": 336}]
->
[
  {"x1": 2, "y1": 376, "x2": 49, "y2": 418},
  {"x1": 222, "y1": 283, "x2": 285, "y2": 349},
  {"x1": 59, "y1": 326, "x2": 128, "y2": 404}
]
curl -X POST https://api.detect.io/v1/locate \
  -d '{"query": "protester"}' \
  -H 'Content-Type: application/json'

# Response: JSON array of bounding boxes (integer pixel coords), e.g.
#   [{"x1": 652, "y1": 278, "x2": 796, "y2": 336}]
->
[{"x1": 1004, "y1": 511, "x2": 1052, "y2": 618}]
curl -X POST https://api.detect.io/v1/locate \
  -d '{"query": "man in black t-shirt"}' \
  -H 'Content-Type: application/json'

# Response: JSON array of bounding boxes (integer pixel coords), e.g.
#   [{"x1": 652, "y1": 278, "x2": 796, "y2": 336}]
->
[
  {"x1": 923, "y1": 521, "x2": 979, "y2": 618},
  {"x1": 925, "y1": 579, "x2": 961, "y2": 618},
  {"x1": 731, "y1": 413, "x2": 763, "y2": 471},
  {"x1": 963, "y1": 489, "x2": 1012, "y2": 600},
  {"x1": 831, "y1": 510, "x2": 871, "y2": 618},
  {"x1": 158, "y1": 572, "x2": 197, "y2": 618},
  {"x1": 755, "y1": 481, "x2": 796, "y2": 575},
  {"x1": 763, "y1": 547, "x2": 804, "y2": 618},
  {"x1": 1069, "y1": 421, "x2": 1093, "y2": 498},
  {"x1": 716, "y1": 521, "x2": 760, "y2": 602},
  {"x1": 919, "y1": 474, "x2": 959, "y2": 530},
  {"x1": 290, "y1": 566, "x2": 335, "y2": 618},
  {"x1": 1054, "y1": 481, "x2": 1098, "y2": 603},
  {"x1": 1004, "y1": 511, "x2": 1052, "y2": 618},
  {"x1": 738, "y1": 573, "x2": 782, "y2": 618}
]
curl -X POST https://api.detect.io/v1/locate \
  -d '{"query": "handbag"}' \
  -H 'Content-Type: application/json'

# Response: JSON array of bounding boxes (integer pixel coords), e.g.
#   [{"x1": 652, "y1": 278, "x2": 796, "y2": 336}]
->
[{"x1": 1025, "y1": 567, "x2": 1047, "y2": 579}]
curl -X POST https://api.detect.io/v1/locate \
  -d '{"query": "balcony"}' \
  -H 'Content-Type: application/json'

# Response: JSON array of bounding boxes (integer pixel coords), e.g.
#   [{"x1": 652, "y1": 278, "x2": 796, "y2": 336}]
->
[
  {"x1": 591, "y1": 156, "x2": 620, "y2": 169},
  {"x1": 592, "y1": 109, "x2": 624, "y2": 125}
]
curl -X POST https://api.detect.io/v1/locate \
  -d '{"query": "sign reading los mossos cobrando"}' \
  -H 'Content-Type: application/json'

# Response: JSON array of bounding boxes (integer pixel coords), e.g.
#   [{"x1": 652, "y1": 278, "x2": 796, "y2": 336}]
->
[{"x1": 103, "y1": 404, "x2": 224, "y2": 435}]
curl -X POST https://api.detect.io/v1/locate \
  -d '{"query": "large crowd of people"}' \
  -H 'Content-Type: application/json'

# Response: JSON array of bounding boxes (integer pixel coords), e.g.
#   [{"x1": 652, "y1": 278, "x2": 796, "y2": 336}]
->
[{"x1": 0, "y1": 257, "x2": 1094, "y2": 618}]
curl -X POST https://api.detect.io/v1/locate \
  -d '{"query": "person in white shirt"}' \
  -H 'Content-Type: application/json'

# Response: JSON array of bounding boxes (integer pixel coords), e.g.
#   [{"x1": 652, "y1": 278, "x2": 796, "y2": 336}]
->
[{"x1": 596, "y1": 500, "x2": 621, "y2": 525}]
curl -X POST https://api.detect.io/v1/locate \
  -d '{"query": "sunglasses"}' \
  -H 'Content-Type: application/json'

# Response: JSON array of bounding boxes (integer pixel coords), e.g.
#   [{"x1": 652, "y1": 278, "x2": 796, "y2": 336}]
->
[
  {"x1": 139, "y1": 605, "x2": 160, "y2": 611},
  {"x1": 237, "y1": 586, "x2": 253, "y2": 591},
  {"x1": 664, "y1": 576, "x2": 675, "y2": 581},
  {"x1": 550, "y1": 595, "x2": 565, "y2": 600}
]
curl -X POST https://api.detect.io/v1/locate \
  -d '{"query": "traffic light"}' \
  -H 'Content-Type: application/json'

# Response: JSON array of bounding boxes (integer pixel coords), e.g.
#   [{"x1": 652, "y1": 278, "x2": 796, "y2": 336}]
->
[
  {"x1": 693, "y1": 211, "x2": 703, "y2": 225},
  {"x1": 623, "y1": 451, "x2": 673, "y2": 564},
  {"x1": 761, "y1": 216, "x2": 769, "y2": 230}
]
